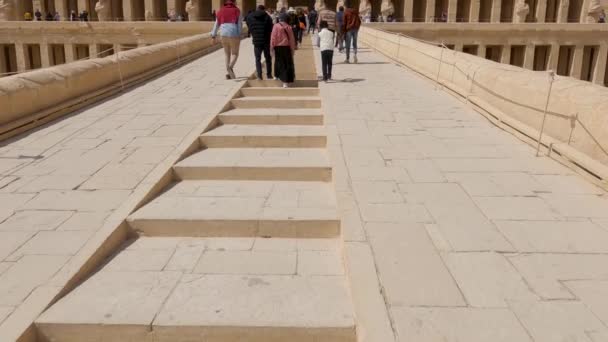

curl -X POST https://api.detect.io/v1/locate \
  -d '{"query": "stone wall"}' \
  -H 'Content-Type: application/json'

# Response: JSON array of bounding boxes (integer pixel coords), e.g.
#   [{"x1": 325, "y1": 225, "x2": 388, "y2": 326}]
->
[
  {"x1": 359, "y1": 26, "x2": 608, "y2": 166},
  {"x1": 0, "y1": 32, "x2": 216, "y2": 136}
]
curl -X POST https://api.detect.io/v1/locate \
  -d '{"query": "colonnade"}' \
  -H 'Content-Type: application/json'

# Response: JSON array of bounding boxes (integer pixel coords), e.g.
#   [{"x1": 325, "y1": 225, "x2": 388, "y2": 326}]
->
[{"x1": 452, "y1": 41, "x2": 608, "y2": 85}]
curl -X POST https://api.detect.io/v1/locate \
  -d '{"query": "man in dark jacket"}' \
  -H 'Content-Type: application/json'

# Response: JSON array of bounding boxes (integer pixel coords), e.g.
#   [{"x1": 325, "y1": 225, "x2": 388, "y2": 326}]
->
[
  {"x1": 246, "y1": 5, "x2": 274, "y2": 80},
  {"x1": 342, "y1": 0, "x2": 361, "y2": 64}
]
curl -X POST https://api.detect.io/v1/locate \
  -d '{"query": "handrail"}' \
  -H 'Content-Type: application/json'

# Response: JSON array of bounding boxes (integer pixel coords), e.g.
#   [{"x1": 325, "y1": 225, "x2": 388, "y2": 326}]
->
[{"x1": 365, "y1": 27, "x2": 608, "y2": 159}]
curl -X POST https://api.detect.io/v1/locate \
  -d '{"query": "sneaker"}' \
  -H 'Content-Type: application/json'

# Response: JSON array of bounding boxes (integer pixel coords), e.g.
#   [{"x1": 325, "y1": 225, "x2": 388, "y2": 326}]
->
[
  {"x1": 354, "y1": 55, "x2": 358, "y2": 64},
  {"x1": 274, "y1": 77, "x2": 279, "y2": 81},
  {"x1": 228, "y1": 67, "x2": 236, "y2": 79},
  {"x1": 282, "y1": 83, "x2": 289, "y2": 88},
  {"x1": 344, "y1": 59, "x2": 350, "y2": 64}
]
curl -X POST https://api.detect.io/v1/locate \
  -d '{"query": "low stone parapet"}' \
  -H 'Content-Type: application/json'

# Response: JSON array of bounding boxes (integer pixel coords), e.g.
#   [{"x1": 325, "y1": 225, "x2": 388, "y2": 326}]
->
[
  {"x1": 360, "y1": 27, "x2": 608, "y2": 172},
  {"x1": 0, "y1": 32, "x2": 218, "y2": 140}
]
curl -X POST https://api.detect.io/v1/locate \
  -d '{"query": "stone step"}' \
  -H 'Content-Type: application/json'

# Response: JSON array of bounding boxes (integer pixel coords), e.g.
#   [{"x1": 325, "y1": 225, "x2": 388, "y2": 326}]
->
[
  {"x1": 246, "y1": 79, "x2": 319, "y2": 88},
  {"x1": 174, "y1": 148, "x2": 332, "y2": 181},
  {"x1": 200, "y1": 124, "x2": 326, "y2": 148},
  {"x1": 36, "y1": 236, "x2": 355, "y2": 342},
  {"x1": 127, "y1": 180, "x2": 340, "y2": 238},
  {"x1": 219, "y1": 108, "x2": 324, "y2": 125},
  {"x1": 231, "y1": 96, "x2": 322, "y2": 109},
  {"x1": 240, "y1": 87, "x2": 320, "y2": 97}
]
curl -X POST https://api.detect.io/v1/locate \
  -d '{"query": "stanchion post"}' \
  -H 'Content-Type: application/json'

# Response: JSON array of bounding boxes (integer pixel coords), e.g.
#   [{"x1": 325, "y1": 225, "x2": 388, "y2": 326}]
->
[
  {"x1": 115, "y1": 50, "x2": 125, "y2": 91},
  {"x1": 536, "y1": 70, "x2": 556, "y2": 156},
  {"x1": 436, "y1": 42, "x2": 445, "y2": 90}
]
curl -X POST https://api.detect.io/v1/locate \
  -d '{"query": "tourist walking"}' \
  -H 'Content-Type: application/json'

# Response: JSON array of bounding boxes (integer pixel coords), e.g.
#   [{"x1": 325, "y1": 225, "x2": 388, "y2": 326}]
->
[
  {"x1": 335, "y1": 6, "x2": 345, "y2": 52},
  {"x1": 296, "y1": 8, "x2": 306, "y2": 45},
  {"x1": 34, "y1": 9, "x2": 42, "y2": 21},
  {"x1": 308, "y1": 8, "x2": 318, "y2": 33},
  {"x1": 342, "y1": 0, "x2": 361, "y2": 63},
  {"x1": 24, "y1": 12, "x2": 32, "y2": 21},
  {"x1": 247, "y1": 5, "x2": 274, "y2": 80},
  {"x1": 54, "y1": 11, "x2": 61, "y2": 21},
  {"x1": 271, "y1": 13, "x2": 297, "y2": 88},
  {"x1": 317, "y1": 5, "x2": 336, "y2": 32},
  {"x1": 316, "y1": 20, "x2": 335, "y2": 82},
  {"x1": 211, "y1": 0, "x2": 243, "y2": 79}
]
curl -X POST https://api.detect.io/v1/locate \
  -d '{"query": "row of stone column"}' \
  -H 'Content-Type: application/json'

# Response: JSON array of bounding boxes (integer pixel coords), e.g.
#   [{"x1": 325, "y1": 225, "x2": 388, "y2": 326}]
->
[
  {"x1": 1, "y1": 0, "x2": 214, "y2": 21},
  {"x1": 398, "y1": 0, "x2": 594, "y2": 23},
  {"x1": 452, "y1": 42, "x2": 608, "y2": 85}
]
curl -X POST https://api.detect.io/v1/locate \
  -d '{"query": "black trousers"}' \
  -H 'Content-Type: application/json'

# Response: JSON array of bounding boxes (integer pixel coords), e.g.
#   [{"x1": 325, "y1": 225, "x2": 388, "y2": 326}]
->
[
  {"x1": 321, "y1": 50, "x2": 334, "y2": 80},
  {"x1": 254, "y1": 45, "x2": 272, "y2": 79}
]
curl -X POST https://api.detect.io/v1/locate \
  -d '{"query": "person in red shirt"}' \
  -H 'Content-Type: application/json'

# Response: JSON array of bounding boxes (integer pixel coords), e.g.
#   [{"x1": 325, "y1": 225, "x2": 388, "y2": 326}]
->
[{"x1": 342, "y1": 0, "x2": 361, "y2": 64}]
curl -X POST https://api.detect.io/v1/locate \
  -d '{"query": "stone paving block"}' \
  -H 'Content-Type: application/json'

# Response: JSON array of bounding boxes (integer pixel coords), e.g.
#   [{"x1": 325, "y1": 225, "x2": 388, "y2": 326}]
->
[
  {"x1": 80, "y1": 162, "x2": 155, "y2": 190},
  {"x1": 0, "y1": 306, "x2": 12, "y2": 325},
  {"x1": 565, "y1": 280, "x2": 608, "y2": 325},
  {"x1": 510, "y1": 300, "x2": 608, "y2": 342},
  {"x1": 359, "y1": 202, "x2": 431, "y2": 223},
  {"x1": 22, "y1": 190, "x2": 131, "y2": 211},
  {"x1": 0, "y1": 255, "x2": 68, "y2": 306},
  {"x1": 0, "y1": 193, "x2": 35, "y2": 221},
  {"x1": 495, "y1": 220, "x2": 608, "y2": 253},
  {"x1": 394, "y1": 159, "x2": 446, "y2": 182},
  {"x1": 508, "y1": 253, "x2": 608, "y2": 299},
  {"x1": 0, "y1": 231, "x2": 35, "y2": 260},
  {"x1": 445, "y1": 172, "x2": 546, "y2": 196},
  {"x1": 153, "y1": 274, "x2": 355, "y2": 342},
  {"x1": 253, "y1": 237, "x2": 297, "y2": 251},
  {"x1": 539, "y1": 193, "x2": 608, "y2": 218},
  {"x1": 0, "y1": 263, "x2": 12, "y2": 276},
  {"x1": 391, "y1": 307, "x2": 533, "y2": 342},
  {"x1": 532, "y1": 174, "x2": 604, "y2": 194},
  {"x1": 366, "y1": 222, "x2": 465, "y2": 306},
  {"x1": 348, "y1": 165, "x2": 412, "y2": 182},
  {"x1": 206, "y1": 238, "x2": 255, "y2": 251},
  {"x1": 164, "y1": 240, "x2": 206, "y2": 272},
  {"x1": 402, "y1": 183, "x2": 513, "y2": 251},
  {"x1": 36, "y1": 271, "x2": 182, "y2": 341},
  {"x1": 105, "y1": 249, "x2": 174, "y2": 272},
  {"x1": 0, "y1": 210, "x2": 73, "y2": 232},
  {"x1": 352, "y1": 181, "x2": 403, "y2": 204},
  {"x1": 120, "y1": 146, "x2": 175, "y2": 165},
  {"x1": 343, "y1": 148, "x2": 385, "y2": 167},
  {"x1": 444, "y1": 252, "x2": 538, "y2": 308},
  {"x1": 8, "y1": 231, "x2": 92, "y2": 260},
  {"x1": 473, "y1": 196, "x2": 561, "y2": 220},
  {"x1": 195, "y1": 250, "x2": 296, "y2": 275},
  {"x1": 16, "y1": 175, "x2": 88, "y2": 193},
  {"x1": 56, "y1": 211, "x2": 110, "y2": 231},
  {"x1": 298, "y1": 251, "x2": 344, "y2": 276},
  {"x1": 340, "y1": 134, "x2": 392, "y2": 148}
]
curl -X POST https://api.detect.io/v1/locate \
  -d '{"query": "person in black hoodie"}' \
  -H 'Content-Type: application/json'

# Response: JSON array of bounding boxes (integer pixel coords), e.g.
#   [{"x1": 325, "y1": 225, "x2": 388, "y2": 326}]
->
[{"x1": 246, "y1": 5, "x2": 274, "y2": 80}]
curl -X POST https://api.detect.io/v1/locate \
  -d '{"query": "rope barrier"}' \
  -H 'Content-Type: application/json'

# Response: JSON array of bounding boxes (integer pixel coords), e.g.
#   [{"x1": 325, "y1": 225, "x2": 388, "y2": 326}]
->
[{"x1": 365, "y1": 27, "x2": 608, "y2": 159}]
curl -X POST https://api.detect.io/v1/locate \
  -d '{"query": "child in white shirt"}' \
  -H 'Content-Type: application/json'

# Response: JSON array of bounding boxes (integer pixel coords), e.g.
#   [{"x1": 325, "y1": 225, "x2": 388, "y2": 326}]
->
[{"x1": 316, "y1": 20, "x2": 335, "y2": 82}]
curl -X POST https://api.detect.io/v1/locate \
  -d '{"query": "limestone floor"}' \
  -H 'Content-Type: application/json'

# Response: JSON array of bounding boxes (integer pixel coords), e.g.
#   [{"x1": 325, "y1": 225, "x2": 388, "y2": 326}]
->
[
  {"x1": 0, "y1": 42, "x2": 255, "y2": 340},
  {"x1": 318, "y1": 44, "x2": 608, "y2": 341}
]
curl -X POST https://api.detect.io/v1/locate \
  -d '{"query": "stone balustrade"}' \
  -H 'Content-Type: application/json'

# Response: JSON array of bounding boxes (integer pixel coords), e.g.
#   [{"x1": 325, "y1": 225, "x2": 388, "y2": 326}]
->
[
  {"x1": 0, "y1": 32, "x2": 217, "y2": 139},
  {"x1": 359, "y1": 26, "x2": 608, "y2": 167},
  {"x1": 0, "y1": 21, "x2": 214, "y2": 76}
]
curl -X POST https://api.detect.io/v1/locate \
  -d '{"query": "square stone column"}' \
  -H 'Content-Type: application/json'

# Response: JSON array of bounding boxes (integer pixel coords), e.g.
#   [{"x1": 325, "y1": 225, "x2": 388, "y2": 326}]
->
[
  {"x1": 535, "y1": 0, "x2": 546, "y2": 22},
  {"x1": 78, "y1": 0, "x2": 90, "y2": 14},
  {"x1": 592, "y1": 43, "x2": 608, "y2": 85},
  {"x1": 403, "y1": 0, "x2": 414, "y2": 21},
  {"x1": 448, "y1": 0, "x2": 458, "y2": 21},
  {"x1": 454, "y1": 42, "x2": 464, "y2": 51},
  {"x1": 477, "y1": 44, "x2": 487, "y2": 58},
  {"x1": 40, "y1": 43, "x2": 52, "y2": 67},
  {"x1": 523, "y1": 44, "x2": 535, "y2": 70},
  {"x1": 491, "y1": 0, "x2": 501, "y2": 22},
  {"x1": 55, "y1": 0, "x2": 68, "y2": 20},
  {"x1": 0, "y1": 46, "x2": 7, "y2": 75},
  {"x1": 426, "y1": 0, "x2": 436, "y2": 21},
  {"x1": 123, "y1": 0, "x2": 134, "y2": 20},
  {"x1": 89, "y1": 43, "x2": 99, "y2": 58},
  {"x1": 470, "y1": 0, "x2": 481, "y2": 22},
  {"x1": 15, "y1": 43, "x2": 27, "y2": 72},
  {"x1": 547, "y1": 43, "x2": 559, "y2": 71},
  {"x1": 580, "y1": 0, "x2": 591, "y2": 22},
  {"x1": 144, "y1": 0, "x2": 156, "y2": 20},
  {"x1": 501, "y1": 44, "x2": 511, "y2": 64},
  {"x1": 570, "y1": 45, "x2": 584, "y2": 79},
  {"x1": 33, "y1": 0, "x2": 45, "y2": 12},
  {"x1": 64, "y1": 43, "x2": 75, "y2": 63},
  {"x1": 213, "y1": 0, "x2": 222, "y2": 12},
  {"x1": 557, "y1": 0, "x2": 568, "y2": 22}
]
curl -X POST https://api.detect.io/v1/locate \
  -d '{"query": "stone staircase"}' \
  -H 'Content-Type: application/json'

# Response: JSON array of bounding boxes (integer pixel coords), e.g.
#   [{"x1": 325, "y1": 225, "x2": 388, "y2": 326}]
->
[{"x1": 35, "y1": 42, "x2": 356, "y2": 342}]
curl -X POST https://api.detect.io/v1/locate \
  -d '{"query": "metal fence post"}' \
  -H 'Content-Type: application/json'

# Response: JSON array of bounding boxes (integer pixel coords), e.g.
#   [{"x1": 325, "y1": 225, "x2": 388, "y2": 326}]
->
[
  {"x1": 536, "y1": 70, "x2": 556, "y2": 156},
  {"x1": 115, "y1": 51, "x2": 125, "y2": 91},
  {"x1": 436, "y1": 42, "x2": 444, "y2": 90}
]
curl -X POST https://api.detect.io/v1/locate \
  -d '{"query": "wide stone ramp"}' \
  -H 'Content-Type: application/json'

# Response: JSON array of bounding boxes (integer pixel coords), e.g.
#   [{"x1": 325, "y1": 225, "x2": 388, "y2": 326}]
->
[{"x1": 35, "y1": 40, "x2": 356, "y2": 342}]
